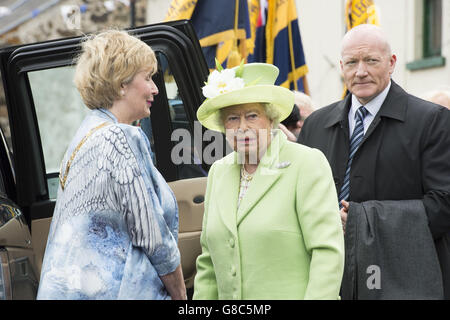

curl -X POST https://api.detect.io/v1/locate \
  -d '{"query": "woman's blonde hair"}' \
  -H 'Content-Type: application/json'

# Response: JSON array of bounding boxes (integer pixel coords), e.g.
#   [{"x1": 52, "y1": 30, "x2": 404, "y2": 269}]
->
[{"x1": 74, "y1": 29, "x2": 157, "y2": 110}]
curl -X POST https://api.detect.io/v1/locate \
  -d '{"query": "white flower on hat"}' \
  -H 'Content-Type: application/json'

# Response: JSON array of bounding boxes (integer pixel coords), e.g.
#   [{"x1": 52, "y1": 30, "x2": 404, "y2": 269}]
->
[{"x1": 202, "y1": 68, "x2": 245, "y2": 99}]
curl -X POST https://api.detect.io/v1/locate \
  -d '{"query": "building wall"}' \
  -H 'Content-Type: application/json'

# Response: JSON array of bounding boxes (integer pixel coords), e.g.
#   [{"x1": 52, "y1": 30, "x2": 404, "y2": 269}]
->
[
  {"x1": 403, "y1": 0, "x2": 450, "y2": 97},
  {"x1": 146, "y1": 0, "x2": 170, "y2": 23},
  {"x1": 295, "y1": 0, "x2": 346, "y2": 107},
  {"x1": 0, "y1": 0, "x2": 147, "y2": 46}
]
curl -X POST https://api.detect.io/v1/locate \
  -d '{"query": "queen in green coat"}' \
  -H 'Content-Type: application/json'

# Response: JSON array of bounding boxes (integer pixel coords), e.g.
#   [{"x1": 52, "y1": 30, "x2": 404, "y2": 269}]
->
[{"x1": 193, "y1": 63, "x2": 344, "y2": 300}]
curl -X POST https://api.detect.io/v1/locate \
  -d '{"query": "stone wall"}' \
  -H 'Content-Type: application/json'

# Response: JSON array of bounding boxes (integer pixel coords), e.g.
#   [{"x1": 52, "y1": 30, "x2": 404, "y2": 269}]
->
[{"x1": 0, "y1": 0, "x2": 147, "y2": 46}]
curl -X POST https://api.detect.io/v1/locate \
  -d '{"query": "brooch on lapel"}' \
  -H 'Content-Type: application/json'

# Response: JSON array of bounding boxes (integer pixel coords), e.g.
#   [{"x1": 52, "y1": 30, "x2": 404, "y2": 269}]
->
[{"x1": 274, "y1": 161, "x2": 291, "y2": 169}]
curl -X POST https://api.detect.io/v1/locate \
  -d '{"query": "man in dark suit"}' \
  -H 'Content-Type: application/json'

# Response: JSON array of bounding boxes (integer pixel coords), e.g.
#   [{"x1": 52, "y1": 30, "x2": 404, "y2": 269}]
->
[{"x1": 298, "y1": 24, "x2": 450, "y2": 299}]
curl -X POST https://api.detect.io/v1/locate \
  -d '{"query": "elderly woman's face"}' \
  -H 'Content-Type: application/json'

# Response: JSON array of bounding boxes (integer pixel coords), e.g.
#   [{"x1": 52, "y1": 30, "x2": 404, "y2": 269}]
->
[
  {"x1": 222, "y1": 103, "x2": 273, "y2": 163},
  {"x1": 121, "y1": 68, "x2": 159, "y2": 122}
]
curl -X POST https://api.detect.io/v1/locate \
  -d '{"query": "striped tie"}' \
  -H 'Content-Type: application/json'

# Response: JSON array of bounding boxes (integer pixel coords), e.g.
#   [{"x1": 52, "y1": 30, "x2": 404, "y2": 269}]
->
[{"x1": 338, "y1": 106, "x2": 369, "y2": 208}]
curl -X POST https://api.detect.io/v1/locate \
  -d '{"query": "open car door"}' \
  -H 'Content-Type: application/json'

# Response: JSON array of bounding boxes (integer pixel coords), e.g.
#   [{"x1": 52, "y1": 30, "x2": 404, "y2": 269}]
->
[{"x1": 0, "y1": 20, "x2": 213, "y2": 299}]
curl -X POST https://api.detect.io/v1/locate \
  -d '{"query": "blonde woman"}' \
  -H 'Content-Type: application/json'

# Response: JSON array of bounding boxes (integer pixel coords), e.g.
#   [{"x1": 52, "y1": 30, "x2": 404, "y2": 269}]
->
[{"x1": 37, "y1": 30, "x2": 186, "y2": 300}]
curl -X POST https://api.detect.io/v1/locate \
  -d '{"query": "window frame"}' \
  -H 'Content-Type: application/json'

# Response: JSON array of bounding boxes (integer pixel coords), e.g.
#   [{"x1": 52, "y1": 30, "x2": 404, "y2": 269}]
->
[
  {"x1": 406, "y1": 0, "x2": 445, "y2": 71},
  {"x1": 423, "y1": 0, "x2": 442, "y2": 58}
]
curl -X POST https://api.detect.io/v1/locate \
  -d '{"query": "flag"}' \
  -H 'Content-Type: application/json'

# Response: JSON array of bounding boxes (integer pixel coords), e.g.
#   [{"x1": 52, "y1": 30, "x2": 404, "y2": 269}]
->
[
  {"x1": 165, "y1": 0, "x2": 252, "y2": 70},
  {"x1": 247, "y1": 0, "x2": 266, "y2": 63},
  {"x1": 248, "y1": 0, "x2": 308, "y2": 92},
  {"x1": 165, "y1": 0, "x2": 308, "y2": 93},
  {"x1": 345, "y1": 0, "x2": 379, "y2": 30},
  {"x1": 266, "y1": 0, "x2": 308, "y2": 91},
  {"x1": 343, "y1": 0, "x2": 380, "y2": 97}
]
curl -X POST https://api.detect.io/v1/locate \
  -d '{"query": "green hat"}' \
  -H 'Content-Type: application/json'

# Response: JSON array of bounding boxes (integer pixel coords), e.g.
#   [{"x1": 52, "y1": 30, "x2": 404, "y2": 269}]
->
[{"x1": 197, "y1": 63, "x2": 294, "y2": 132}]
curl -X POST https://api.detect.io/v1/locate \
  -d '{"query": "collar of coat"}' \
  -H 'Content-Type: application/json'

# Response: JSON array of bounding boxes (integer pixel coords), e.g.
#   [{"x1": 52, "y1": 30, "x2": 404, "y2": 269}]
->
[
  {"x1": 323, "y1": 80, "x2": 409, "y2": 129},
  {"x1": 212, "y1": 129, "x2": 289, "y2": 232}
]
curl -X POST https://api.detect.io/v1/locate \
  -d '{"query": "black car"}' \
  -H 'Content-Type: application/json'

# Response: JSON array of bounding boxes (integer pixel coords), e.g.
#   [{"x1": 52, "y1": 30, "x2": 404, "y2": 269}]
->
[{"x1": 0, "y1": 20, "x2": 220, "y2": 299}]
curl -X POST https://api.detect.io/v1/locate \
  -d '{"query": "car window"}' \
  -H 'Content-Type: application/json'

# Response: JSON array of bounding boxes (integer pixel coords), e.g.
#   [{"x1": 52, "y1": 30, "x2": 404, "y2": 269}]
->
[
  {"x1": 153, "y1": 51, "x2": 208, "y2": 180},
  {"x1": 28, "y1": 66, "x2": 89, "y2": 199},
  {"x1": 0, "y1": 78, "x2": 12, "y2": 155}
]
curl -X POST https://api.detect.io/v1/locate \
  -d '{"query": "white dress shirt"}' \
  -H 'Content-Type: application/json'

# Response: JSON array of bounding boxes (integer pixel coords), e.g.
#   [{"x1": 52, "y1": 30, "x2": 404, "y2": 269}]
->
[{"x1": 348, "y1": 81, "x2": 391, "y2": 137}]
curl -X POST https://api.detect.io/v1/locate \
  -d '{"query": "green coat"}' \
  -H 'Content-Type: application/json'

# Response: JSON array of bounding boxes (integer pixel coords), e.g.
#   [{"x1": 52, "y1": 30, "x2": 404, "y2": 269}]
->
[{"x1": 193, "y1": 131, "x2": 345, "y2": 300}]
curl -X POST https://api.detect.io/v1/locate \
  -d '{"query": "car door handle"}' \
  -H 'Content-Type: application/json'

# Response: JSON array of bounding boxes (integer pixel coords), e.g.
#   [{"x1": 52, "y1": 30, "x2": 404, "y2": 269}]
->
[{"x1": 193, "y1": 195, "x2": 204, "y2": 204}]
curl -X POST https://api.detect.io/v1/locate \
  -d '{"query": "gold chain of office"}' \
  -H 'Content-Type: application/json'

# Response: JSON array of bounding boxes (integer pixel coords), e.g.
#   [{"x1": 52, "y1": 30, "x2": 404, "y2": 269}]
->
[{"x1": 59, "y1": 122, "x2": 110, "y2": 190}]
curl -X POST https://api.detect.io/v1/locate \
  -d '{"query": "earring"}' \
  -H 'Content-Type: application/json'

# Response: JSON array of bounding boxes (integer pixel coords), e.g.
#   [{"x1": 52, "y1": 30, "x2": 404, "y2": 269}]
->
[{"x1": 120, "y1": 90, "x2": 125, "y2": 96}]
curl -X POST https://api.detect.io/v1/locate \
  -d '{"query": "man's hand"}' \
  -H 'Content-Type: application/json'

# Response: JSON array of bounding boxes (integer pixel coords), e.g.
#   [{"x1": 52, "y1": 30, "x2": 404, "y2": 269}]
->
[
  {"x1": 340, "y1": 200, "x2": 349, "y2": 234},
  {"x1": 278, "y1": 123, "x2": 297, "y2": 142}
]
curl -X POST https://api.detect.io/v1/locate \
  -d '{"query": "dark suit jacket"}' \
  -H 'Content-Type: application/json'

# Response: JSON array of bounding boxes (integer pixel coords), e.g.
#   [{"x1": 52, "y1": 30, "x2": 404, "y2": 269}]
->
[
  {"x1": 298, "y1": 80, "x2": 450, "y2": 299},
  {"x1": 342, "y1": 200, "x2": 443, "y2": 299}
]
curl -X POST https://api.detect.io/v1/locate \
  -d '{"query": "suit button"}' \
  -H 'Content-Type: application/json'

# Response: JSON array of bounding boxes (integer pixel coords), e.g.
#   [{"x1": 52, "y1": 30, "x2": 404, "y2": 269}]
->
[
  {"x1": 229, "y1": 238, "x2": 235, "y2": 248},
  {"x1": 231, "y1": 266, "x2": 236, "y2": 276}
]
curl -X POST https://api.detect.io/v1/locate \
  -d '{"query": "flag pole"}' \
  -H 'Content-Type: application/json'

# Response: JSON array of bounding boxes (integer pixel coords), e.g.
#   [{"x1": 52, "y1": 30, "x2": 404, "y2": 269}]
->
[
  {"x1": 130, "y1": 0, "x2": 136, "y2": 28},
  {"x1": 287, "y1": 19, "x2": 298, "y2": 91},
  {"x1": 227, "y1": 0, "x2": 242, "y2": 68}
]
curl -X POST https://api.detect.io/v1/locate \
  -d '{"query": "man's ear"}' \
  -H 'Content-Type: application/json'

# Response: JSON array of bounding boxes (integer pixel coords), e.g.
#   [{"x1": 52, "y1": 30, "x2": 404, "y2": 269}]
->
[{"x1": 389, "y1": 54, "x2": 397, "y2": 75}]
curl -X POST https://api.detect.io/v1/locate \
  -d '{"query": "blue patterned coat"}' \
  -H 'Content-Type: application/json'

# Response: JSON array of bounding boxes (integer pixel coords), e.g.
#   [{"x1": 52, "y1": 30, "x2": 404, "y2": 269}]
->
[{"x1": 37, "y1": 109, "x2": 180, "y2": 300}]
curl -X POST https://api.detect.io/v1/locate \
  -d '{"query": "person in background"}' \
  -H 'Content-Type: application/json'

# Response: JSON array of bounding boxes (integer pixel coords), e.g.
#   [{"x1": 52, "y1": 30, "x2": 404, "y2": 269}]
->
[
  {"x1": 298, "y1": 24, "x2": 450, "y2": 299},
  {"x1": 37, "y1": 30, "x2": 186, "y2": 300},
  {"x1": 279, "y1": 91, "x2": 314, "y2": 141},
  {"x1": 193, "y1": 62, "x2": 344, "y2": 300},
  {"x1": 421, "y1": 88, "x2": 450, "y2": 110}
]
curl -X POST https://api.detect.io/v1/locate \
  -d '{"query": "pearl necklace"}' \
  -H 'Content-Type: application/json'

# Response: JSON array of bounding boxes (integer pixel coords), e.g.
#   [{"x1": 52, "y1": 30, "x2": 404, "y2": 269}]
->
[{"x1": 241, "y1": 166, "x2": 254, "y2": 182}]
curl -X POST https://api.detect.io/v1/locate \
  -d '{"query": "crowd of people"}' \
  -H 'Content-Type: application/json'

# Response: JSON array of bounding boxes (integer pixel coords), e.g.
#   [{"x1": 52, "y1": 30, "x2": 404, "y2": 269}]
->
[{"x1": 37, "y1": 24, "x2": 449, "y2": 300}]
